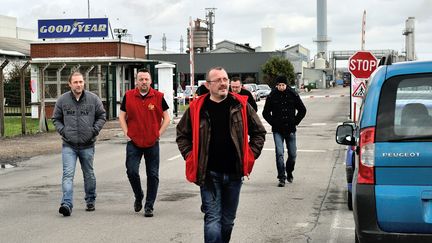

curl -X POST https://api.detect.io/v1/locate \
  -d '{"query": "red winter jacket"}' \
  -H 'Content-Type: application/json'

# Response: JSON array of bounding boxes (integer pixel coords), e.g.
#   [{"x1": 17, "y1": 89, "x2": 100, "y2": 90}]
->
[{"x1": 176, "y1": 92, "x2": 266, "y2": 185}]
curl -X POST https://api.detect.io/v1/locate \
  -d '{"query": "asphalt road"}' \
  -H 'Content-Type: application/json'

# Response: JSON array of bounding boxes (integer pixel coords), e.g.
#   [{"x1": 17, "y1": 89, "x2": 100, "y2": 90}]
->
[{"x1": 0, "y1": 86, "x2": 355, "y2": 243}]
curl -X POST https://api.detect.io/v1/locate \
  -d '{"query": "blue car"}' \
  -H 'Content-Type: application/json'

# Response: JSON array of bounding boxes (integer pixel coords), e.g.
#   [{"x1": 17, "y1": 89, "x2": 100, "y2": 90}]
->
[
  {"x1": 336, "y1": 59, "x2": 432, "y2": 242},
  {"x1": 341, "y1": 121, "x2": 356, "y2": 211}
]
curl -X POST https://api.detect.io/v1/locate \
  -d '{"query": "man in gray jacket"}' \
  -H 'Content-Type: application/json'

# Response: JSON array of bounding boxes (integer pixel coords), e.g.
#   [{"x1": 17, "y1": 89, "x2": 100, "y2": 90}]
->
[{"x1": 53, "y1": 71, "x2": 106, "y2": 216}]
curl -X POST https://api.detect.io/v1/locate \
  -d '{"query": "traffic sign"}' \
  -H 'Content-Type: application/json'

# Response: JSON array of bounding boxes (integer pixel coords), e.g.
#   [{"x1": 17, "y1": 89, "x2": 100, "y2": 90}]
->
[
  {"x1": 348, "y1": 51, "x2": 378, "y2": 79},
  {"x1": 352, "y1": 82, "x2": 366, "y2": 97}
]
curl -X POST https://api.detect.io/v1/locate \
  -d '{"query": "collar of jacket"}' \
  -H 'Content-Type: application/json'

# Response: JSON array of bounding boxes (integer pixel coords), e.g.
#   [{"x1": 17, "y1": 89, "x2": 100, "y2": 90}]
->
[
  {"x1": 69, "y1": 90, "x2": 86, "y2": 102},
  {"x1": 133, "y1": 87, "x2": 155, "y2": 98}
]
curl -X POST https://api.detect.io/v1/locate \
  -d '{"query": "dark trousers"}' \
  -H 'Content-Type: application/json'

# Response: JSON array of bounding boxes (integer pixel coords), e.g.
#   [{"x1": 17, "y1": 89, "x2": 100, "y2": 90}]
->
[
  {"x1": 200, "y1": 171, "x2": 243, "y2": 243},
  {"x1": 125, "y1": 141, "x2": 160, "y2": 210}
]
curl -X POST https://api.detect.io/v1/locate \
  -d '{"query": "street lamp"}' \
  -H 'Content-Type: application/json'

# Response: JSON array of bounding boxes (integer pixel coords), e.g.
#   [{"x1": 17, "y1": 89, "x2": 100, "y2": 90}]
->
[
  {"x1": 145, "y1": 35, "x2": 152, "y2": 60},
  {"x1": 114, "y1": 28, "x2": 128, "y2": 59}
]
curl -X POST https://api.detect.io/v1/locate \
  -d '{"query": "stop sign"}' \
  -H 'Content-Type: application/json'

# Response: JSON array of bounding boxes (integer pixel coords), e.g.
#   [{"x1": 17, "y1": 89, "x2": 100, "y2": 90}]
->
[{"x1": 348, "y1": 51, "x2": 378, "y2": 79}]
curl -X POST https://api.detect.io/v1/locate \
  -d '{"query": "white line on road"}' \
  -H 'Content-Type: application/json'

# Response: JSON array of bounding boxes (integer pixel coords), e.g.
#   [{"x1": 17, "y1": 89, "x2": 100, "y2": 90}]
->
[
  {"x1": 333, "y1": 226, "x2": 355, "y2": 230},
  {"x1": 167, "y1": 154, "x2": 182, "y2": 161},
  {"x1": 311, "y1": 123, "x2": 327, "y2": 126},
  {"x1": 262, "y1": 148, "x2": 327, "y2": 153}
]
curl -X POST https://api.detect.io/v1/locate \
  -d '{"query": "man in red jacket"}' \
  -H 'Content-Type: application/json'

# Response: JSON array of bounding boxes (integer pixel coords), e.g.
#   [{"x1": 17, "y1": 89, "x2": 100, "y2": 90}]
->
[
  {"x1": 119, "y1": 69, "x2": 170, "y2": 217},
  {"x1": 176, "y1": 67, "x2": 266, "y2": 242}
]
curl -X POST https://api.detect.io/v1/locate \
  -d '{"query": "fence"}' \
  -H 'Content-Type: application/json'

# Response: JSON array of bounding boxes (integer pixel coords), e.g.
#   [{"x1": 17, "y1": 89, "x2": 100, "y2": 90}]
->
[{"x1": 4, "y1": 106, "x2": 31, "y2": 116}]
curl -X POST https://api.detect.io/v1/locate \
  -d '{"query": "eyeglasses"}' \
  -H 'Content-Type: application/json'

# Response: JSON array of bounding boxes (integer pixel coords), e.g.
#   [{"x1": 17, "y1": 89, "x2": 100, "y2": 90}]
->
[{"x1": 208, "y1": 77, "x2": 229, "y2": 84}]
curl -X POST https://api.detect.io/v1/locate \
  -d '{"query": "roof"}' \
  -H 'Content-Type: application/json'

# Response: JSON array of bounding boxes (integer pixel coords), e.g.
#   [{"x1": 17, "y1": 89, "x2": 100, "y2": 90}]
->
[{"x1": 0, "y1": 37, "x2": 30, "y2": 57}]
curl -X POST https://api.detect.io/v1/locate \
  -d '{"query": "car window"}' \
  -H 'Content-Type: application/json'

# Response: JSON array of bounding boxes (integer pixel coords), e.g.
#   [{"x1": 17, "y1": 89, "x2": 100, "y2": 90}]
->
[
  {"x1": 258, "y1": 85, "x2": 270, "y2": 90},
  {"x1": 376, "y1": 74, "x2": 432, "y2": 141},
  {"x1": 244, "y1": 84, "x2": 257, "y2": 91}
]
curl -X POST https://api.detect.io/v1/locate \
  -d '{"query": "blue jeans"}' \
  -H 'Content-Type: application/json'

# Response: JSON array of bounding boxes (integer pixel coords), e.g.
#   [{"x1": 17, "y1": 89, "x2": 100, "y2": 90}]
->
[
  {"x1": 125, "y1": 141, "x2": 160, "y2": 210},
  {"x1": 273, "y1": 132, "x2": 297, "y2": 180},
  {"x1": 200, "y1": 171, "x2": 243, "y2": 243},
  {"x1": 61, "y1": 145, "x2": 96, "y2": 208}
]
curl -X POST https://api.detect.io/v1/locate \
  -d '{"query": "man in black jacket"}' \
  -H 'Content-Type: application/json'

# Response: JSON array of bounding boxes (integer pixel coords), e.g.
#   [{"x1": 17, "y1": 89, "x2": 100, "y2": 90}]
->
[
  {"x1": 230, "y1": 77, "x2": 258, "y2": 112},
  {"x1": 262, "y1": 75, "x2": 306, "y2": 187}
]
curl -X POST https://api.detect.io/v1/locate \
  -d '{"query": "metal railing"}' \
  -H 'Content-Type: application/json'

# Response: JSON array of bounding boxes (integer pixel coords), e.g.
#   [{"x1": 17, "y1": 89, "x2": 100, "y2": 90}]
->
[{"x1": 4, "y1": 106, "x2": 31, "y2": 116}]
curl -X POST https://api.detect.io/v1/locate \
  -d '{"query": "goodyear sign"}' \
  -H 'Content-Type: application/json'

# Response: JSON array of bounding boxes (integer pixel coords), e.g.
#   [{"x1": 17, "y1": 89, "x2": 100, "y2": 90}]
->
[{"x1": 38, "y1": 18, "x2": 109, "y2": 39}]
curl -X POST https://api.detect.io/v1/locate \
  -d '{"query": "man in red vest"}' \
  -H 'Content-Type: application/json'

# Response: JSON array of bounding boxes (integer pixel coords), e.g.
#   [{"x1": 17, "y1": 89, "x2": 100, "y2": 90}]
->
[
  {"x1": 119, "y1": 68, "x2": 171, "y2": 217},
  {"x1": 176, "y1": 67, "x2": 266, "y2": 242}
]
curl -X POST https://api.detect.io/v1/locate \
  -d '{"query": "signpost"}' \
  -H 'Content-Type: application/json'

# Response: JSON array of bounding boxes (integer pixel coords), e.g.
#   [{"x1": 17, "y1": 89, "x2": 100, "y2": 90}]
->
[{"x1": 348, "y1": 51, "x2": 378, "y2": 121}]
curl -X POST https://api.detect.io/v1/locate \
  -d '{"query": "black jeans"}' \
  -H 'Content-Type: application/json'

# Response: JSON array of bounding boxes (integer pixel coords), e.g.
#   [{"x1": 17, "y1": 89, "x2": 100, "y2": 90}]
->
[{"x1": 125, "y1": 141, "x2": 160, "y2": 210}]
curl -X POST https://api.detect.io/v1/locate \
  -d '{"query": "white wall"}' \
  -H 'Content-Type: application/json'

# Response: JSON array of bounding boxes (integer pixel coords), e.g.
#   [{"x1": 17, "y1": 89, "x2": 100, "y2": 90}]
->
[{"x1": 0, "y1": 15, "x2": 17, "y2": 38}]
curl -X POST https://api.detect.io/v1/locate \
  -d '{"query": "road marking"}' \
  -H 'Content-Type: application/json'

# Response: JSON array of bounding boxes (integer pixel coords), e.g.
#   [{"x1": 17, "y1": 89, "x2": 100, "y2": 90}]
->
[
  {"x1": 262, "y1": 148, "x2": 327, "y2": 153},
  {"x1": 301, "y1": 94, "x2": 347, "y2": 99},
  {"x1": 311, "y1": 123, "x2": 327, "y2": 126},
  {"x1": 329, "y1": 207, "x2": 342, "y2": 243},
  {"x1": 333, "y1": 226, "x2": 355, "y2": 230},
  {"x1": 295, "y1": 223, "x2": 309, "y2": 228},
  {"x1": 168, "y1": 154, "x2": 182, "y2": 161}
]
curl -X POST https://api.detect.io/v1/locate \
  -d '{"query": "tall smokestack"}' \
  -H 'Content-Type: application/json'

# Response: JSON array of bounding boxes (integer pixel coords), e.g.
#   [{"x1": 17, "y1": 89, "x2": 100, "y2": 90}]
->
[
  {"x1": 314, "y1": 0, "x2": 331, "y2": 60},
  {"x1": 403, "y1": 17, "x2": 416, "y2": 61}
]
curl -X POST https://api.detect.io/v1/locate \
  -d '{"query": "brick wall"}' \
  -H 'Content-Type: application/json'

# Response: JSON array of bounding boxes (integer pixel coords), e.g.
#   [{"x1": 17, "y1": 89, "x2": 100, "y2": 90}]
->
[{"x1": 31, "y1": 41, "x2": 146, "y2": 59}]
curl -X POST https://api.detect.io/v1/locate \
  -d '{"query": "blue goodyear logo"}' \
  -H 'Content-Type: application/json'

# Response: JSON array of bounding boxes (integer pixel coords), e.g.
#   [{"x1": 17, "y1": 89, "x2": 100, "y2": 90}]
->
[{"x1": 38, "y1": 18, "x2": 109, "y2": 39}]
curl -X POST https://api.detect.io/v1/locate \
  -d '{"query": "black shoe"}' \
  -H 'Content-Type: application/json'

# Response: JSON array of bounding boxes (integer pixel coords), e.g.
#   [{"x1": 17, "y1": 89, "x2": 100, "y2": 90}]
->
[
  {"x1": 278, "y1": 180, "x2": 285, "y2": 187},
  {"x1": 134, "y1": 200, "x2": 143, "y2": 212},
  {"x1": 287, "y1": 174, "x2": 294, "y2": 183},
  {"x1": 144, "y1": 208, "x2": 153, "y2": 217},
  {"x1": 86, "y1": 203, "x2": 95, "y2": 212},
  {"x1": 59, "y1": 204, "x2": 72, "y2": 217}
]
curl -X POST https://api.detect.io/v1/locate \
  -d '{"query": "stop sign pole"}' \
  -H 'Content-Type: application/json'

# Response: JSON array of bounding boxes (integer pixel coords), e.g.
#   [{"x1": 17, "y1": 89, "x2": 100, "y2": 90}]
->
[{"x1": 348, "y1": 51, "x2": 378, "y2": 121}]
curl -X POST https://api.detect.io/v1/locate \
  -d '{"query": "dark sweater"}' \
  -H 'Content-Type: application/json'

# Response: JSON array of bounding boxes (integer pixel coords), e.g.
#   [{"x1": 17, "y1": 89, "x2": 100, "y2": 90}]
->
[{"x1": 204, "y1": 95, "x2": 239, "y2": 174}]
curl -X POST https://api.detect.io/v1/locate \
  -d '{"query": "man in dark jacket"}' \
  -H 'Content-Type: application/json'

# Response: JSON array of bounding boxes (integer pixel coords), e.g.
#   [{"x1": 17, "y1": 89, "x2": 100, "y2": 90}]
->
[
  {"x1": 230, "y1": 77, "x2": 258, "y2": 112},
  {"x1": 262, "y1": 75, "x2": 306, "y2": 187},
  {"x1": 176, "y1": 67, "x2": 266, "y2": 242},
  {"x1": 53, "y1": 71, "x2": 106, "y2": 216}
]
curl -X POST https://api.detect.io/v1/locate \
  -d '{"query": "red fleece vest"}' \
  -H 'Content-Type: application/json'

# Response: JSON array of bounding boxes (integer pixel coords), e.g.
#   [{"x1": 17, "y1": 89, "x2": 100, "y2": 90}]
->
[
  {"x1": 125, "y1": 88, "x2": 164, "y2": 148},
  {"x1": 186, "y1": 92, "x2": 255, "y2": 183}
]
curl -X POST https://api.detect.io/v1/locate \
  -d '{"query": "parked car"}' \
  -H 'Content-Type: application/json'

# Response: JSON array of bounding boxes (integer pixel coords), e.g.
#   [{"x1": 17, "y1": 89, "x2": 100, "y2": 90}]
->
[
  {"x1": 183, "y1": 85, "x2": 198, "y2": 104},
  {"x1": 336, "y1": 59, "x2": 432, "y2": 243},
  {"x1": 257, "y1": 84, "x2": 271, "y2": 98},
  {"x1": 243, "y1": 83, "x2": 260, "y2": 101},
  {"x1": 341, "y1": 120, "x2": 356, "y2": 211}
]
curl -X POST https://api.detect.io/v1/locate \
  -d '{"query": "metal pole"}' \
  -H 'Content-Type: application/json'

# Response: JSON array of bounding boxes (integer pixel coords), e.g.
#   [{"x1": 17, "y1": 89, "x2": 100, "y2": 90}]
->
[
  {"x1": 20, "y1": 61, "x2": 30, "y2": 135},
  {"x1": 87, "y1": 0, "x2": 90, "y2": 18},
  {"x1": 39, "y1": 63, "x2": 50, "y2": 132},
  {"x1": 118, "y1": 35, "x2": 121, "y2": 59},
  {"x1": 0, "y1": 59, "x2": 10, "y2": 137},
  {"x1": 147, "y1": 39, "x2": 150, "y2": 60}
]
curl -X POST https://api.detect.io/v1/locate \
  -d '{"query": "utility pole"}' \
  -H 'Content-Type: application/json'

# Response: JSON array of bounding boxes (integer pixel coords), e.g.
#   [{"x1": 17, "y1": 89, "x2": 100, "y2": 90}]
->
[
  {"x1": 145, "y1": 35, "x2": 152, "y2": 60},
  {"x1": 0, "y1": 59, "x2": 10, "y2": 137},
  {"x1": 361, "y1": 10, "x2": 366, "y2": 50},
  {"x1": 39, "y1": 63, "x2": 50, "y2": 133},
  {"x1": 87, "y1": 0, "x2": 90, "y2": 18},
  {"x1": 20, "y1": 61, "x2": 30, "y2": 135}
]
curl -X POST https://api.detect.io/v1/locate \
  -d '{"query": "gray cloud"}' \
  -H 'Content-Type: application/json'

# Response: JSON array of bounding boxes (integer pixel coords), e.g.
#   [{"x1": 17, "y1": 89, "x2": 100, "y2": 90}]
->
[{"x1": 1, "y1": 0, "x2": 431, "y2": 59}]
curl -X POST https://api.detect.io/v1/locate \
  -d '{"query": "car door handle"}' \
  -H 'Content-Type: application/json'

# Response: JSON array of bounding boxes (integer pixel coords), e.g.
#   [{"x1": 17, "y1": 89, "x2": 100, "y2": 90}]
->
[{"x1": 421, "y1": 191, "x2": 432, "y2": 200}]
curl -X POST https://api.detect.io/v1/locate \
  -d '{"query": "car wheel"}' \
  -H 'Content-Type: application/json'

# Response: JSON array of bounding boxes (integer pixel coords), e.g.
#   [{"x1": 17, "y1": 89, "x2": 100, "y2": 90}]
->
[{"x1": 347, "y1": 190, "x2": 353, "y2": 211}]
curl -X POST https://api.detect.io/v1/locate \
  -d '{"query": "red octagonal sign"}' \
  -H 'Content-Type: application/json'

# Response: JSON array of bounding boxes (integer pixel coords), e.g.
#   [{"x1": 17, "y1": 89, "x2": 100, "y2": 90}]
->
[{"x1": 348, "y1": 51, "x2": 378, "y2": 79}]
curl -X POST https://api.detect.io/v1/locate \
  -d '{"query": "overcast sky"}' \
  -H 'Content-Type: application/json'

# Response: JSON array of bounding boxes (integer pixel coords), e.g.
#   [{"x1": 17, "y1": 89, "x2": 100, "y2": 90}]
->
[{"x1": 2, "y1": 0, "x2": 432, "y2": 61}]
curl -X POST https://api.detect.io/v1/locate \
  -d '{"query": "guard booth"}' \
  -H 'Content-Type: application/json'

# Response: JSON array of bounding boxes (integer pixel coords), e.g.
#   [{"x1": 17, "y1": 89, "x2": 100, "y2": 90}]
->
[{"x1": 29, "y1": 41, "x2": 176, "y2": 120}]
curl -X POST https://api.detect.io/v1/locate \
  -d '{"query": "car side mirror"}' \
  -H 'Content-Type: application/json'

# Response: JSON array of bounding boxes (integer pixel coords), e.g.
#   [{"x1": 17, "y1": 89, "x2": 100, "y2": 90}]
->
[{"x1": 336, "y1": 124, "x2": 355, "y2": 145}]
